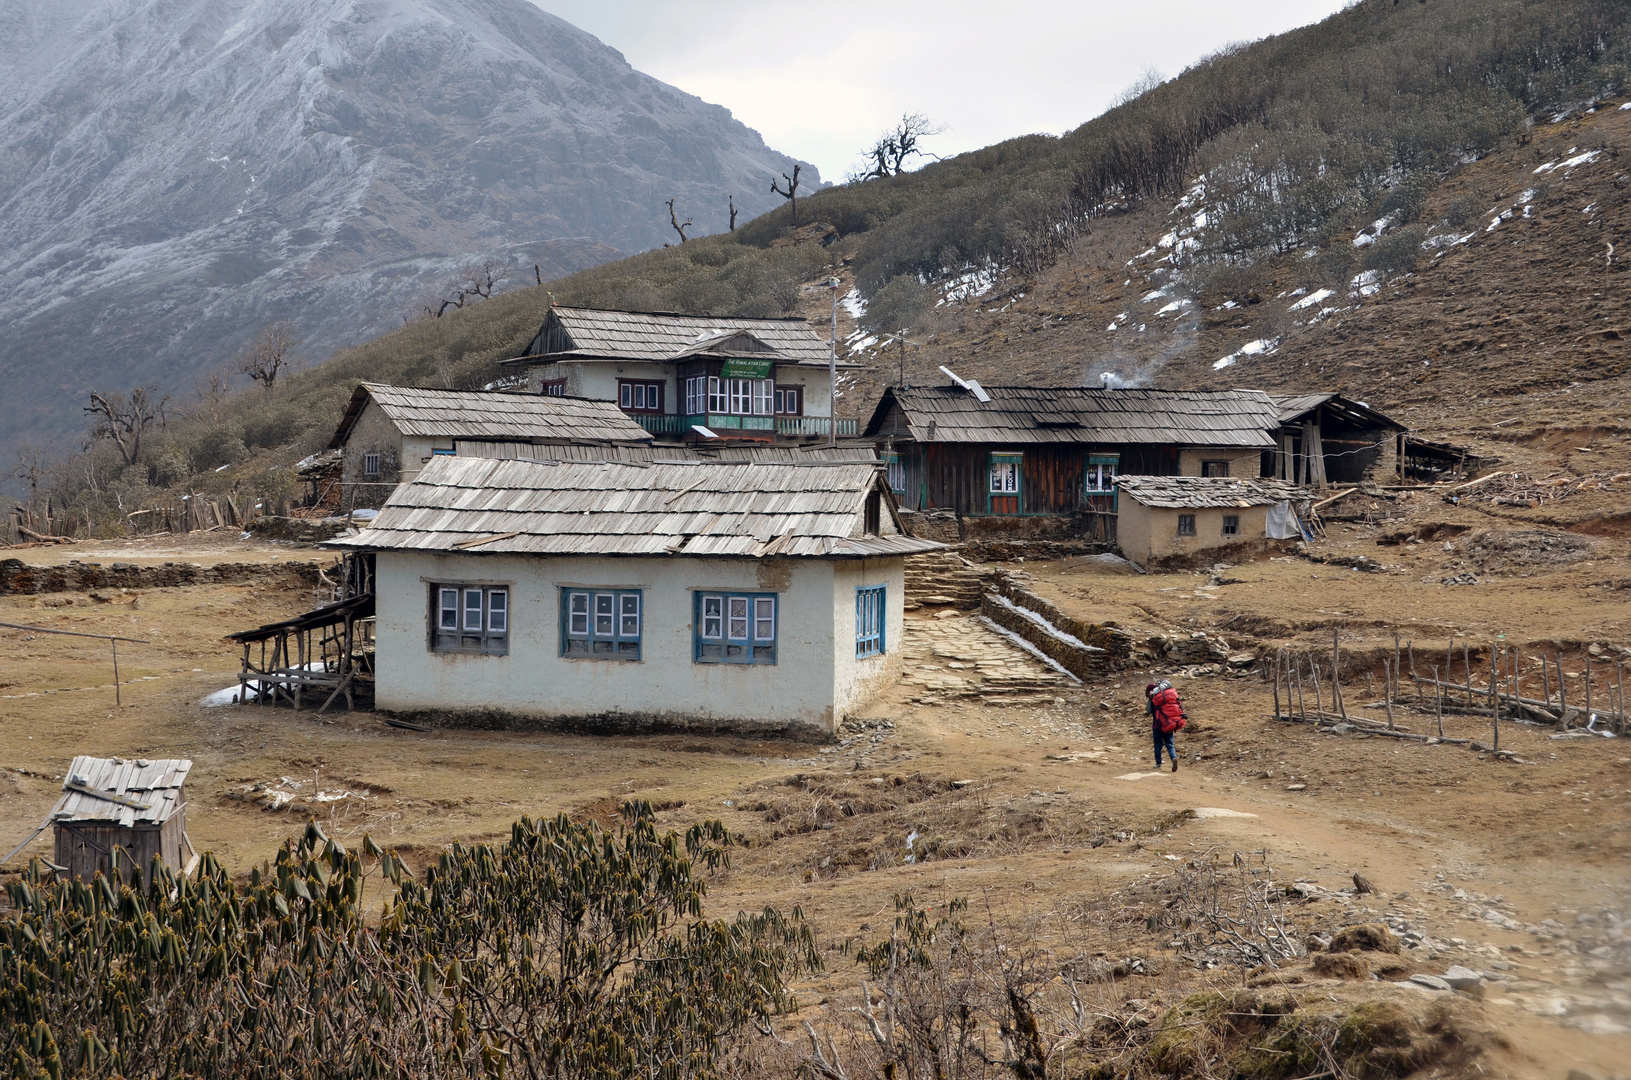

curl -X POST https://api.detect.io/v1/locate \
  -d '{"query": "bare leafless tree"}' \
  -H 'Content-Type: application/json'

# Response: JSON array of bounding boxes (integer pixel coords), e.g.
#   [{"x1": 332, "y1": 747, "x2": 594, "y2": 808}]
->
[
  {"x1": 665, "y1": 198, "x2": 693, "y2": 243},
  {"x1": 427, "y1": 260, "x2": 508, "y2": 318},
  {"x1": 13, "y1": 442, "x2": 51, "y2": 514},
  {"x1": 729, "y1": 195, "x2": 739, "y2": 231},
  {"x1": 858, "y1": 113, "x2": 945, "y2": 180},
  {"x1": 192, "y1": 367, "x2": 235, "y2": 421},
  {"x1": 238, "y1": 322, "x2": 298, "y2": 391},
  {"x1": 84, "y1": 387, "x2": 167, "y2": 466},
  {"x1": 770, "y1": 164, "x2": 802, "y2": 225}
]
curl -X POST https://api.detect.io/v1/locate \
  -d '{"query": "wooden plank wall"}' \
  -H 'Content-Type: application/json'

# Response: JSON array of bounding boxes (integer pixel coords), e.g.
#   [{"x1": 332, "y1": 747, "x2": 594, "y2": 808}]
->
[{"x1": 912, "y1": 442, "x2": 1182, "y2": 516}]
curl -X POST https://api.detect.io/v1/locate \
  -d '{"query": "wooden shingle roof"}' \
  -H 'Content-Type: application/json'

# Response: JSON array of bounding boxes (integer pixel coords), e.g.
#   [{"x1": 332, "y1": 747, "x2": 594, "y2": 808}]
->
[
  {"x1": 450, "y1": 442, "x2": 877, "y2": 464},
  {"x1": 509, "y1": 306, "x2": 846, "y2": 368},
  {"x1": 1271, "y1": 393, "x2": 1405, "y2": 431},
  {"x1": 1117, "y1": 476, "x2": 1309, "y2": 509},
  {"x1": 865, "y1": 386, "x2": 1279, "y2": 447},
  {"x1": 328, "y1": 384, "x2": 653, "y2": 449},
  {"x1": 51, "y1": 756, "x2": 191, "y2": 827},
  {"x1": 328, "y1": 456, "x2": 942, "y2": 559}
]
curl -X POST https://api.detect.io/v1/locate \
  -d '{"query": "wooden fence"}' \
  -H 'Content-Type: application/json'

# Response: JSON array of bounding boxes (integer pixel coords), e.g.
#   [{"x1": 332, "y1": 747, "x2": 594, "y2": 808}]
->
[{"x1": 7, "y1": 495, "x2": 300, "y2": 545}]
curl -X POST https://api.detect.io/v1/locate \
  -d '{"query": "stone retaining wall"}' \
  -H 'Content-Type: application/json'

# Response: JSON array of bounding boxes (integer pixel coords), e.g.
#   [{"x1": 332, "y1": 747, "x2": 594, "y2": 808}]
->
[{"x1": 0, "y1": 558, "x2": 326, "y2": 596}]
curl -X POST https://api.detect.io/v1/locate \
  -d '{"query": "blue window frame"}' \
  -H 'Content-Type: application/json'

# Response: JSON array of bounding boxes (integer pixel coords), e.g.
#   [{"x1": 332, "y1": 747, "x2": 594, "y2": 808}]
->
[
  {"x1": 855, "y1": 586, "x2": 886, "y2": 658},
  {"x1": 431, "y1": 448, "x2": 455, "y2": 456},
  {"x1": 694, "y1": 591, "x2": 776, "y2": 664},
  {"x1": 562, "y1": 588, "x2": 642, "y2": 660}
]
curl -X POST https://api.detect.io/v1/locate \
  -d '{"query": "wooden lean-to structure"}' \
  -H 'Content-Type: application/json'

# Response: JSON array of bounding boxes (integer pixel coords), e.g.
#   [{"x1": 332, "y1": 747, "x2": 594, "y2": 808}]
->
[{"x1": 227, "y1": 552, "x2": 376, "y2": 712}]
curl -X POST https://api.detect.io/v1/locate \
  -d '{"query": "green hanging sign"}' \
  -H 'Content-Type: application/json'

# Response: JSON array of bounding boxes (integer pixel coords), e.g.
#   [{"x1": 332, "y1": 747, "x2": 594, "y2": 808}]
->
[{"x1": 720, "y1": 358, "x2": 772, "y2": 379}]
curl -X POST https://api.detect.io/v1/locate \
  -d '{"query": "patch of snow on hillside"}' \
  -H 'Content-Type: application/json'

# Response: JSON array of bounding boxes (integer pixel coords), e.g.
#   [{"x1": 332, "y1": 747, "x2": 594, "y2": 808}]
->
[
  {"x1": 1154, "y1": 299, "x2": 1188, "y2": 316},
  {"x1": 841, "y1": 289, "x2": 867, "y2": 319},
  {"x1": 1350, "y1": 270, "x2": 1382, "y2": 297},
  {"x1": 1213, "y1": 337, "x2": 1278, "y2": 370},
  {"x1": 1289, "y1": 288, "x2": 1335, "y2": 311},
  {"x1": 937, "y1": 268, "x2": 997, "y2": 306},
  {"x1": 1352, "y1": 213, "x2": 1397, "y2": 248},
  {"x1": 1534, "y1": 149, "x2": 1603, "y2": 174},
  {"x1": 1141, "y1": 286, "x2": 1171, "y2": 303}
]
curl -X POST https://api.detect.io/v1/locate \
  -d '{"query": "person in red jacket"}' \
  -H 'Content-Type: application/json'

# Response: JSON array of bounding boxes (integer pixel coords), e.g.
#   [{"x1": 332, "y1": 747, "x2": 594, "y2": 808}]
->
[{"x1": 1145, "y1": 679, "x2": 1186, "y2": 772}]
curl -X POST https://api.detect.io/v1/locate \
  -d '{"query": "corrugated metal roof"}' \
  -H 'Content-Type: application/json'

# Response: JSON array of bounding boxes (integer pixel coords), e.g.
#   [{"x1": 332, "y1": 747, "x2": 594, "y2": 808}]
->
[
  {"x1": 451, "y1": 441, "x2": 878, "y2": 464},
  {"x1": 512, "y1": 306, "x2": 842, "y2": 367},
  {"x1": 1117, "y1": 476, "x2": 1310, "y2": 509},
  {"x1": 329, "y1": 384, "x2": 654, "y2": 449},
  {"x1": 864, "y1": 386, "x2": 1279, "y2": 447},
  {"x1": 329, "y1": 457, "x2": 942, "y2": 559},
  {"x1": 50, "y1": 756, "x2": 191, "y2": 827}
]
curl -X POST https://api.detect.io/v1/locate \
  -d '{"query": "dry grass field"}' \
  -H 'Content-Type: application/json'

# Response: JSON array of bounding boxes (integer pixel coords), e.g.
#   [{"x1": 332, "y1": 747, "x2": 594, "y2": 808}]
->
[{"x1": 3, "y1": 495, "x2": 1629, "y2": 1078}]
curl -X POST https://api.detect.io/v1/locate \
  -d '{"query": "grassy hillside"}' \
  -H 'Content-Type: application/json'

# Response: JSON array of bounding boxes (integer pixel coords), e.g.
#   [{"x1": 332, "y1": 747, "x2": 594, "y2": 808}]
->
[{"x1": 25, "y1": 0, "x2": 1631, "y2": 533}]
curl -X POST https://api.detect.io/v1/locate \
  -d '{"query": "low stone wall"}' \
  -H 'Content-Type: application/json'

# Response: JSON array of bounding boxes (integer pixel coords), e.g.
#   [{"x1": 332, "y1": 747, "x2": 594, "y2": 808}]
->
[
  {"x1": 0, "y1": 558, "x2": 325, "y2": 596},
  {"x1": 978, "y1": 580, "x2": 1133, "y2": 679},
  {"x1": 992, "y1": 577, "x2": 1134, "y2": 659},
  {"x1": 963, "y1": 539, "x2": 1116, "y2": 562},
  {"x1": 245, "y1": 517, "x2": 356, "y2": 544}
]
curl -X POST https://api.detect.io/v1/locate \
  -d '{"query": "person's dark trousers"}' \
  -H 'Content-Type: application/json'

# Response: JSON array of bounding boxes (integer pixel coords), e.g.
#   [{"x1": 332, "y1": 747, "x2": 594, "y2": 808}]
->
[{"x1": 1154, "y1": 727, "x2": 1175, "y2": 766}]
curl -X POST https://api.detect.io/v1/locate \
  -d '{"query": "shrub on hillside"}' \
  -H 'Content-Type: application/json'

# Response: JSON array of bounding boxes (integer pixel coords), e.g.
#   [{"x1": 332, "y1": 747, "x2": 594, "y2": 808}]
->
[{"x1": 1, "y1": 806, "x2": 816, "y2": 1080}]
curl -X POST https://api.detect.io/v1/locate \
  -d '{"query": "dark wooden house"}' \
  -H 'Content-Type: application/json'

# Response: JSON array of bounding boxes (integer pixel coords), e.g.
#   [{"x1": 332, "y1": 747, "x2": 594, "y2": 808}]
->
[
  {"x1": 1270, "y1": 394, "x2": 1406, "y2": 486},
  {"x1": 864, "y1": 384, "x2": 1280, "y2": 538},
  {"x1": 49, "y1": 756, "x2": 194, "y2": 883}
]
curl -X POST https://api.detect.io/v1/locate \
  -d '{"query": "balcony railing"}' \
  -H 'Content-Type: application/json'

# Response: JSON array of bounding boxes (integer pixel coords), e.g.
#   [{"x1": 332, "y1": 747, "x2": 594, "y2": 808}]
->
[{"x1": 631, "y1": 414, "x2": 858, "y2": 437}]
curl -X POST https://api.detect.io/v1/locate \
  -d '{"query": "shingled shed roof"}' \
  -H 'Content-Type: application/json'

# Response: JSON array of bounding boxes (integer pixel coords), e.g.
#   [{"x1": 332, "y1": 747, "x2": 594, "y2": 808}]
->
[
  {"x1": 328, "y1": 456, "x2": 942, "y2": 559},
  {"x1": 865, "y1": 386, "x2": 1279, "y2": 447},
  {"x1": 328, "y1": 384, "x2": 654, "y2": 449},
  {"x1": 51, "y1": 756, "x2": 191, "y2": 827},
  {"x1": 1271, "y1": 393, "x2": 1406, "y2": 431},
  {"x1": 451, "y1": 441, "x2": 877, "y2": 464},
  {"x1": 1117, "y1": 476, "x2": 1309, "y2": 509},
  {"x1": 506, "y1": 306, "x2": 851, "y2": 368}
]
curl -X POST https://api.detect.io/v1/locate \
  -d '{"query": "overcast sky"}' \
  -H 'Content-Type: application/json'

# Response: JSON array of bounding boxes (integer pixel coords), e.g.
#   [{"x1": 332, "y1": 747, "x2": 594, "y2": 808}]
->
[{"x1": 533, "y1": 0, "x2": 1352, "y2": 181}]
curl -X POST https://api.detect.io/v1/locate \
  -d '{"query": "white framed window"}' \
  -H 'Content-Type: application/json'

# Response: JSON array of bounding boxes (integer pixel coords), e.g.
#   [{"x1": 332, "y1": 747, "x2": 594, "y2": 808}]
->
[
  {"x1": 431, "y1": 585, "x2": 509, "y2": 655},
  {"x1": 562, "y1": 588, "x2": 641, "y2": 659},
  {"x1": 363, "y1": 453, "x2": 380, "y2": 477},
  {"x1": 695, "y1": 591, "x2": 776, "y2": 664},
  {"x1": 775, "y1": 386, "x2": 801, "y2": 415},
  {"x1": 685, "y1": 375, "x2": 707, "y2": 415},
  {"x1": 1085, "y1": 455, "x2": 1118, "y2": 494},
  {"x1": 753, "y1": 379, "x2": 773, "y2": 416},
  {"x1": 855, "y1": 586, "x2": 885, "y2": 658},
  {"x1": 989, "y1": 455, "x2": 1021, "y2": 494},
  {"x1": 707, "y1": 376, "x2": 726, "y2": 413},
  {"x1": 618, "y1": 381, "x2": 662, "y2": 412}
]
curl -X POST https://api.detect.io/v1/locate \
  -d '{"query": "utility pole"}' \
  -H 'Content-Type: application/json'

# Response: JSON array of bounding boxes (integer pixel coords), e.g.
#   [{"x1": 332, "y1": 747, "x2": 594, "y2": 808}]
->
[{"x1": 828, "y1": 276, "x2": 840, "y2": 447}]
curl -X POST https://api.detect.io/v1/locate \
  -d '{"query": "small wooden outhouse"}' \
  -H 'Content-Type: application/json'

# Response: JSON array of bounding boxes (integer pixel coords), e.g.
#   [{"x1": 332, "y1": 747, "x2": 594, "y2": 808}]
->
[{"x1": 50, "y1": 756, "x2": 194, "y2": 883}]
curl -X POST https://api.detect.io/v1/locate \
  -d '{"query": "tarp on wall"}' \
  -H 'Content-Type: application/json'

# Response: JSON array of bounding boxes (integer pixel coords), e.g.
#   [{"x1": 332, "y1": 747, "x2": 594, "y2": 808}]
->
[{"x1": 1265, "y1": 501, "x2": 1301, "y2": 540}]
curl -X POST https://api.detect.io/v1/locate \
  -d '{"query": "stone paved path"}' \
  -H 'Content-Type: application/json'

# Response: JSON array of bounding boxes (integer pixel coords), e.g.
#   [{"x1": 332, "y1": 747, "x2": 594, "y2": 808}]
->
[{"x1": 899, "y1": 612, "x2": 1072, "y2": 704}]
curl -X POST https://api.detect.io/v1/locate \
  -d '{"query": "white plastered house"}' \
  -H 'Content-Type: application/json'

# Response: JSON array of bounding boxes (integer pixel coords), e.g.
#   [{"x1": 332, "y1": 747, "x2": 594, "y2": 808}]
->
[{"x1": 327, "y1": 456, "x2": 941, "y2": 737}]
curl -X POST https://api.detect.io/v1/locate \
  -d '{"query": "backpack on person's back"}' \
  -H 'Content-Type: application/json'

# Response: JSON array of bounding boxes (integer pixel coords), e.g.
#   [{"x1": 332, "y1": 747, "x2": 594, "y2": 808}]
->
[{"x1": 1147, "y1": 679, "x2": 1187, "y2": 733}]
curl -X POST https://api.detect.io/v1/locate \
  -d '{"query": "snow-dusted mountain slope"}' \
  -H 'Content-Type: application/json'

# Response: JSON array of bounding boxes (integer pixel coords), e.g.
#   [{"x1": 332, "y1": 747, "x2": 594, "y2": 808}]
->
[{"x1": 0, "y1": 0, "x2": 816, "y2": 448}]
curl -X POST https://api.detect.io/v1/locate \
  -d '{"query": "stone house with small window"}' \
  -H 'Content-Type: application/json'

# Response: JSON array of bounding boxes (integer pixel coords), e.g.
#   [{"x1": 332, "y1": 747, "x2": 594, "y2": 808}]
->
[
  {"x1": 504, "y1": 306, "x2": 861, "y2": 442},
  {"x1": 328, "y1": 383, "x2": 654, "y2": 509},
  {"x1": 327, "y1": 456, "x2": 940, "y2": 736},
  {"x1": 1114, "y1": 476, "x2": 1311, "y2": 569}
]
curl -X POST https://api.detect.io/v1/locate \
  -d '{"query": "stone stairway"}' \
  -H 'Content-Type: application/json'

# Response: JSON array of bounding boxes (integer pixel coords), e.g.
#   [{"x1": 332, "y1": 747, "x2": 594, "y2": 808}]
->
[
  {"x1": 900, "y1": 612, "x2": 1073, "y2": 705},
  {"x1": 903, "y1": 549, "x2": 993, "y2": 610}
]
